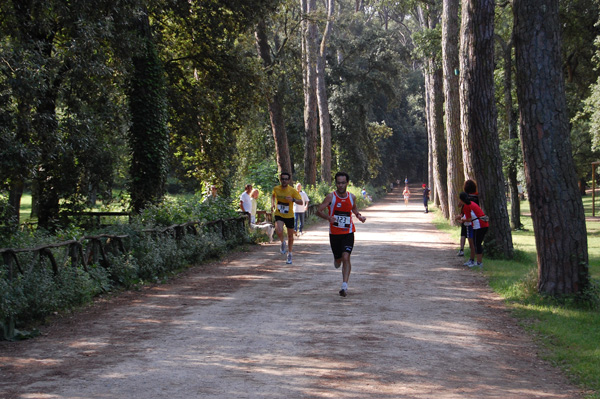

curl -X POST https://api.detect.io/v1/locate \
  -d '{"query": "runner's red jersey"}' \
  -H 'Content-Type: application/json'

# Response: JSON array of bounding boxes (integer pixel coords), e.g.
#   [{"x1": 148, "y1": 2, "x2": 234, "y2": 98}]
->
[{"x1": 328, "y1": 191, "x2": 356, "y2": 235}]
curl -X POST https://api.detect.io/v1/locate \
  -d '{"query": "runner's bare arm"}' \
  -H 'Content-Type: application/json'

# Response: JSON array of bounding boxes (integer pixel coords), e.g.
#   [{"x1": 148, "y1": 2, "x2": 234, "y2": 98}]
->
[
  {"x1": 316, "y1": 193, "x2": 334, "y2": 223},
  {"x1": 351, "y1": 194, "x2": 366, "y2": 223}
]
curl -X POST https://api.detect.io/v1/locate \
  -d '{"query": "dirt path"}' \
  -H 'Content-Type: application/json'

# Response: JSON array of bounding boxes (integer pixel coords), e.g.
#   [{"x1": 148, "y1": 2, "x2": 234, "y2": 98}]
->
[{"x1": 0, "y1": 189, "x2": 585, "y2": 398}]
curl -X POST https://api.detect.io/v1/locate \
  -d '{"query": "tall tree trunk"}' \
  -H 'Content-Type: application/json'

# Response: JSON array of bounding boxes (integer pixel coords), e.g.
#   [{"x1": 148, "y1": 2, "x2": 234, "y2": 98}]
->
[
  {"x1": 268, "y1": 89, "x2": 293, "y2": 174},
  {"x1": 129, "y1": 10, "x2": 169, "y2": 214},
  {"x1": 35, "y1": 88, "x2": 60, "y2": 229},
  {"x1": 13, "y1": 0, "x2": 61, "y2": 229},
  {"x1": 255, "y1": 20, "x2": 292, "y2": 174},
  {"x1": 460, "y1": 0, "x2": 514, "y2": 258},
  {"x1": 429, "y1": 63, "x2": 448, "y2": 217},
  {"x1": 317, "y1": 0, "x2": 334, "y2": 183},
  {"x1": 7, "y1": 180, "x2": 24, "y2": 229},
  {"x1": 499, "y1": 36, "x2": 522, "y2": 230},
  {"x1": 421, "y1": 6, "x2": 447, "y2": 216},
  {"x1": 424, "y1": 72, "x2": 433, "y2": 193},
  {"x1": 302, "y1": 0, "x2": 318, "y2": 184},
  {"x1": 443, "y1": 0, "x2": 463, "y2": 226},
  {"x1": 514, "y1": 0, "x2": 588, "y2": 294}
]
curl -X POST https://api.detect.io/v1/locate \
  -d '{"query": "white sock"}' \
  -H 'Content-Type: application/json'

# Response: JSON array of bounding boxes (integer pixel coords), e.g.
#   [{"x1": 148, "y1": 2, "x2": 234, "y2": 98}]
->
[{"x1": 341, "y1": 282, "x2": 348, "y2": 290}]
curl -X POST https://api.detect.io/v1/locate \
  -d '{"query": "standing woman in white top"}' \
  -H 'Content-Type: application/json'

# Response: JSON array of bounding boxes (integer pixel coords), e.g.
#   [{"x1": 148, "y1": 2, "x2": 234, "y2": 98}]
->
[
  {"x1": 293, "y1": 183, "x2": 310, "y2": 236},
  {"x1": 250, "y1": 188, "x2": 259, "y2": 223}
]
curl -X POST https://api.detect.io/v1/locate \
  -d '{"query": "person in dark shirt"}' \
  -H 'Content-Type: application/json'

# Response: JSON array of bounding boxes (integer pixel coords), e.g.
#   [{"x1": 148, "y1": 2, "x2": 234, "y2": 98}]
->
[{"x1": 422, "y1": 184, "x2": 430, "y2": 213}]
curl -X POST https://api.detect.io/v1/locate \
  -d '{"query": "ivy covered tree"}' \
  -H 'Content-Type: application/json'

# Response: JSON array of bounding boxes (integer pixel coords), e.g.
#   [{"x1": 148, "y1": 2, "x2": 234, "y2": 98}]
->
[{"x1": 128, "y1": 9, "x2": 169, "y2": 214}]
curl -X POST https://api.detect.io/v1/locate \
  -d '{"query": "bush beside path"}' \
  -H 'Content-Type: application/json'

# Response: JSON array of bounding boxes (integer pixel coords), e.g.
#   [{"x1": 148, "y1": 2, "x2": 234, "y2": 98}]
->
[{"x1": 0, "y1": 189, "x2": 583, "y2": 398}]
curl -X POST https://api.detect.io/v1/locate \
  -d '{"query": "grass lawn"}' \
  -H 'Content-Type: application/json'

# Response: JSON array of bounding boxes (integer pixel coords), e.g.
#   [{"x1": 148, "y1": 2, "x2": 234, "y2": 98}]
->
[{"x1": 434, "y1": 194, "x2": 600, "y2": 398}]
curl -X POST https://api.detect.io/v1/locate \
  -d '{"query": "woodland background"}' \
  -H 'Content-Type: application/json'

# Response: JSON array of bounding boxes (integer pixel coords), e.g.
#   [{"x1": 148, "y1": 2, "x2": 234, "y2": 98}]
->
[{"x1": 1, "y1": 0, "x2": 600, "y2": 295}]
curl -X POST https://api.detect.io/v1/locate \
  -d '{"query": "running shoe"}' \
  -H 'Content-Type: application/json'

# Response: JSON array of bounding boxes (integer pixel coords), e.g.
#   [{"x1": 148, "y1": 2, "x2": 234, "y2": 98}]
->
[
  {"x1": 463, "y1": 259, "x2": 475, "y2": 267},
  {"x1": 457, "y1": 250, "x2": 464, "y2": 256},
  {"x1": 286, "y1": 253, "x2": 292, "y2": 264},
  {"x1": 475, "y1": 262, "x2": 483, "y2": 268},
  {"x1": 334, "y1": 260, "x2": 341, "y2": 269},
  {"x1": 339, "y1": 288, "x2": 347, "y2": 297},
  {"x1": 280, "y1": 240, "x2": 287, "y2": 254}
]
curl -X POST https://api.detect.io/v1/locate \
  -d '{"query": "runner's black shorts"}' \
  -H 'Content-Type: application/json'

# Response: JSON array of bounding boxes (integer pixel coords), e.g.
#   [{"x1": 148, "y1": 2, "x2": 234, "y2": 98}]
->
[
  {"x1": 329, "y1": 233, "x2": 354, "y2": 259},
  {"x1": 460, "y1": 224, "x2": 474, "y2": 238},
  {"x1": 275, "y1": 215, "x2": 295, "y2": 229}
]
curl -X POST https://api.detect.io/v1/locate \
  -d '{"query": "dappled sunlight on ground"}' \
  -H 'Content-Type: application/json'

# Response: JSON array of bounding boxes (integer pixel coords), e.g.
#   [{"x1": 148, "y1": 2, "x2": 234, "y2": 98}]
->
[{"x1": 0, "y1": 189, "x2": 582, "y2": 399}]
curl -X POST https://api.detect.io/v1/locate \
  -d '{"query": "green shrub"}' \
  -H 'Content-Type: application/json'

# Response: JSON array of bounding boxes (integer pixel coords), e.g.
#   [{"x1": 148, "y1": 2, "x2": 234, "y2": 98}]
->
[{"x1": 0, "y1": 194, "x2": 249, "y2": 337}]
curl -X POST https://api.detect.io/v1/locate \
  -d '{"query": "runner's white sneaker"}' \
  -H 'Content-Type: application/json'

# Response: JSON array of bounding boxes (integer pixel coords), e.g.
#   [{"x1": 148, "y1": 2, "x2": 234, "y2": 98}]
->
[
  {"x1": 280, "y1": 240, "x2": 287, "y2": 254},
  {"x1": 463, "y1": 259, "x2": 475, "y2": 267},
  {"x1": 286, "y1": 253, "x2": 292, "y2": 264},
  {"x1": 457, "y1": 250, "x2": 464, "y2": 256}
]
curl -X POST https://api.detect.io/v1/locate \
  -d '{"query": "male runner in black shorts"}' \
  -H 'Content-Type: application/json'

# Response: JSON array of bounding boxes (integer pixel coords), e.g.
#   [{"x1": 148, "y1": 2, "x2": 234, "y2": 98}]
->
[{"x1": 316, "y1": 172, "x2": 366, "y2": 297}]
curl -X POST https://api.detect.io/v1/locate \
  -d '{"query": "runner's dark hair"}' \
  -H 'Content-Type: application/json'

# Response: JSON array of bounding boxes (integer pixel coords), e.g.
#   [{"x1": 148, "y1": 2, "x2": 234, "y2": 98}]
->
[
  {"x1": 463, "y1": 179, "x2": 477, "y2": 194},
  {"x1": 335, "y1": 171, "x2": 350, "y2": 182},
  {"x1": 459, "y1": 191, "x2": 471, "y2": 205}
]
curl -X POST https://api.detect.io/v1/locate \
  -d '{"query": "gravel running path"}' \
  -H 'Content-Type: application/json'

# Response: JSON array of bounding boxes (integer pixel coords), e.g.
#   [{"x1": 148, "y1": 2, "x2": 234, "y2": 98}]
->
[{"x1": 0, "y1": 189, "x2": 584, "y2": 398}]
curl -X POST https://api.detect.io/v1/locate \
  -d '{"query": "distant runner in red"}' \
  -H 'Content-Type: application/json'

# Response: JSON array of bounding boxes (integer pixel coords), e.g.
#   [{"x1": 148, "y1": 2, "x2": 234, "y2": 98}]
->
[{"x1": 316, "y1": 171, "x2": 366, "y2": 297}]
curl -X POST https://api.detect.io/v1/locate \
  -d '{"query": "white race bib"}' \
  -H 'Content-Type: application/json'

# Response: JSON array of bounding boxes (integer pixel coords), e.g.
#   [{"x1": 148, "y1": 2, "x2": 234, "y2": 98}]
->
[
  {"x1": 277, "y1": 202, "x2": 290, "y2": 214},
  {"x1": 334, "y1": 214, "x2": 351, "y2": 228}
]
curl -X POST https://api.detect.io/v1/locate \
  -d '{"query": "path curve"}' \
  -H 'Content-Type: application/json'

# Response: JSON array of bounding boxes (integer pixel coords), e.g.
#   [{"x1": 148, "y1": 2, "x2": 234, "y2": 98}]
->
[{"x1": 0, "y1": 189, "x2": 584, "y2": 398}]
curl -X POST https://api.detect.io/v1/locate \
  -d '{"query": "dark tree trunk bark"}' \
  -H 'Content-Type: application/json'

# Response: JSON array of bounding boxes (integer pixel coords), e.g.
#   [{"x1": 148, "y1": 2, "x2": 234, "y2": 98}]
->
[
  {"x1": 429, "y1": 63, "x2": 448, "y2": 218},
  {"x1": 129, "y1": 10, "x2": 169, "y2": 214},
  {"x1": 302, "y1": 0, "x2": 318, "y2": 185},
  {"x1": 317, "y1": 0, "x2": 334, "y2": 183},
  {"x1": 460, "y1": 0, "x2": 514, "y2": 258},
  {"x1": 514, "y1": 0, "x2": 589, "y2": 294},
  {"x1": 13, "y1": 0, "x2": 61, "y2": 229},
  {"x1": 443, "y1": 0, "x2": 463, "y2": 226},
  {"x1": 422, "y1": 7, "x2": 447, "y2": 217},
  {"x1": 255, "y1": 20, "x2": 292, "y2": 175},
  {"x1": 424, "y1": 71, "x2": 433, "y2": 196},
  {"x1": 7, "y1": 180, "x2": 24, "y2": 229},
  {"x1": 35, "y1": 93, "x2": 60, "y2": 230},
  {"x1": 499, "y1": 36, "x2": 522, "y2": 230}
]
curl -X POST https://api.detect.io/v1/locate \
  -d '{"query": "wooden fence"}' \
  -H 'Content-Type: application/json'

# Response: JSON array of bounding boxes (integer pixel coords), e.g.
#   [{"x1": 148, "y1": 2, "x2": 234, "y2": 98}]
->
[{"x1": 0, "y1": 215, "x2": 248, "y2": 340}]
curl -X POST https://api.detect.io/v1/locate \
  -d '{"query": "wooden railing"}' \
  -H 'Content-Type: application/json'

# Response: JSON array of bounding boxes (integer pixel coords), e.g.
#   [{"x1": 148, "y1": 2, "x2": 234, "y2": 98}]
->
[{"x1": 0, "y1": 215, "x2": 247, "y2": 340}]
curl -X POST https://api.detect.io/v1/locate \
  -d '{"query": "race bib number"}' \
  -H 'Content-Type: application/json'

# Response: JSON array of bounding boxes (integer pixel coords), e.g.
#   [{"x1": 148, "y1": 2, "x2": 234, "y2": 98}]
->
[
  {"x1": 277, "y1": 202, "x2": 290, "y2": 214},
  {"x1": 334, "y1": 212, "x2": 351, "y2": 228}
]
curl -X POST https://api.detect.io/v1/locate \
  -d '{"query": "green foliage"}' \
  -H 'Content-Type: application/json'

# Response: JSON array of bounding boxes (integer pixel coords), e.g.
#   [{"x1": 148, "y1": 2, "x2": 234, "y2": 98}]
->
[
  {"x1": 411, "y1": 25, "x2": 442, "y2": 65},
  {"x1": 327, "y1": 11, "x2": 427, "y2": 186},
  {"x1": 0, "y1": 0, "x2": 135, "y2": 228},
  {"x1": 129, "y1": 34, "x2": 169, "y2": 213},
  {"x1": 1, "y1": 234, "x2": 248, "y2": 333},
  {"x1": 133, "y1": 194, "x2": 239, "y2": 227},
  {"x1": 246, "y1": 159, "x2": 280, "y2": 195},
  {"x1": 158, "y1": 0, "x2": 281, "y2": 197},
  {"x1": 0, "y1": 195, "x2": 248, "y2": 334},
  {"x1": 583, "y1": 79, "x2": 600, "y2": 152}
]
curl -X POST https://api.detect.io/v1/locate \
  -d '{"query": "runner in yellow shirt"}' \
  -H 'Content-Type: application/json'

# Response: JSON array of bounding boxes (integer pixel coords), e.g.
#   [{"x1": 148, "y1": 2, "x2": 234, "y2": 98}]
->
[{"x1": 271, "y1": 172, "x2": 303, "y2": 264}]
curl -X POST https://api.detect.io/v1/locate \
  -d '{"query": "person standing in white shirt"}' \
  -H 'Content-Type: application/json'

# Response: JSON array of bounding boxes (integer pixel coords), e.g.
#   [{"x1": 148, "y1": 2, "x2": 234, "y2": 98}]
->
[
  {"x1": 239, "y1": 184, "x2": 253, "y2": 218},
  {"x1": 293, "y1": 183, "x2": 310, "y2": 236}
]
